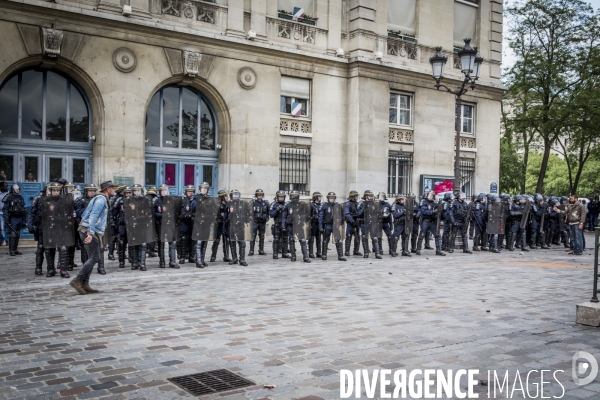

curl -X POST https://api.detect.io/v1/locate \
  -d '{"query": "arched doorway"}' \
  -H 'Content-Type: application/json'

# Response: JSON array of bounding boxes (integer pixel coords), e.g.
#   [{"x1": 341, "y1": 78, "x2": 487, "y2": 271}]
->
[
  {"x1": 0, "y1": 68, "x2": 93, "y2": 236},
  {"x1": 144, "y1": 85, "x2": 219, "y2": 196}
]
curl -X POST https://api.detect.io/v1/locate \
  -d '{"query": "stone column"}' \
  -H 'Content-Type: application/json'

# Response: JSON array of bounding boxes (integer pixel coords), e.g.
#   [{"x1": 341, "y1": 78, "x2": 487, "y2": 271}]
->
[
  {"x1": 227, "y1": 0, "x2": 245, "y2": 35},
  {"x1": 251, "y1": 0, "x2": 267, "y2": 38},
  {"x1": 327, "y1": 0, "x2": 342, "y2": 52}
]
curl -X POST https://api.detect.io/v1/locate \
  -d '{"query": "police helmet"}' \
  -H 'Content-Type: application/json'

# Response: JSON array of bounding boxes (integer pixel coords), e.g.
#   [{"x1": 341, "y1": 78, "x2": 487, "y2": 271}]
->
[
  {"x1": 146, "y1": 187, "x2": 157, "y2": 196},
  {"x1": 477, "y1": 193, "x2": 487, "y2": 202},
  {"x1": 348, "y1": 190, "x2": 359, "y2": 198},
  {"x1": 217, "y1": 189, "x2": 228, "y2": 198},
  {"x1": 132, "y1": 183, "x2": 144, "y2": 196},
  {"x1": 534, "y1": 193, "x2": 543, "y2": 203},
  {"x1": 184, "y1": 185, "x2": 195, "y2": 194},
  {"x1": 230, "y1": 189, "x2": 241, "y2": 200},
  {"x1": 48, "y1": 182, "x2": 62, "y2": 190},
  {"x1": 443, "y1": 193, "x2": 453, "y2": 201},
  {"x1": 395, "y1": 195, "x2": 405, "y2": 203},
  {"x1": 11, "y1": 183, "x2": 20, "y2": 193},
  {"x1": 199, "y1": 182, "x2": 210, "y2": 189},
  {"x1": 255, "y1": 189, "x2": 265, "y2": 197},
  {"x1": 326, "y1": 192, "x2": 336, "y2": 201},
  {"x1": 276, "y1": 190, "x2": 286, "y2": 199},
  {"x1": 312, "y1": 191, "x2": 322, "y2": 201},
  {"x1": 158, "y1": 184, "x2": 169, "y2": 197},
  {"x1": 289, "y1": 190, "x2": 300, "y2": 200},
  {"x1": 363, "y1": 190, "x2": 374, "y2": 199},
  {"x1": 560, "y1": 196, "x2": 568, "y2": 203},
  {"x1": 426, "y1": 191, "x2": 434, "y2": 201},
  {"x1": 377, "y1": 192, "x2": 387, "y2": 201},
  {"x1": 514, "y1": 194, "x2": 523, "y2": 203},
  {"x1": 84, "y1": 184, "x2": 98, "y2": 196}
]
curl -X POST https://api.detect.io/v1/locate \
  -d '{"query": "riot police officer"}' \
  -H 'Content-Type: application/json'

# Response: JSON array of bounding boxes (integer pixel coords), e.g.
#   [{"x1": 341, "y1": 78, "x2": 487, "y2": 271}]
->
[
  {"x1": 507, "y1": 195, "x2": 529, "y2": 252},
  {"x1": 113, "y1": 186, "x2": 132, "y2": 268},
  {"x1": 2, "y1": 183, "x2": 26, "y2": 257},
  {"x1": 194, "y1": 182, "x2": 211, "y2": 267},
  {"x1": 130, "y1": 184, "x2": 148, "y2": 271},
  {"x1": 154, "y1": 184, "x2": 179, "y2": 268},
  {"x1": 28, "y1": 185, "x2": 49, "y2": 275},
  {"x1": 498, "y1": 193, "x2": 512, "y2": 249},
  {"x1": 441, "y1": 193, "x2": 453, "y2": 252},
  {"x1": 359, "y1": 190, "x2": 381, "y2": 259},
  {"x1": 472, "y1": 193, "x2": 488, "y2": 251},
  {"x1": 179, "y1": 185, "x2": 196, "y2": 264},
  {"x1": 269, "y1": 190, "x2": 289, "y2": 259},
  {"x1": 226, "y1": 189, "x2": 248, "y2": 266},
  {"x1": 309, "y1": 191, "x2": 322, "y2": 258},
  {"x1": 45, "y1": 182, "x2": 71, "y2": 278},
  {"x1": 249, "y1": 189, "x2": 270, "y2": 256},
  {"x1": 416, "y1": 191, "x2": 445, "y2": 256},
  {"x1": 379, "y1": 192, "x2": 394, "y2": 256},
  {"x1": 318, "y1": 192, "x2": 346, "y2": 261},
  {"x1": 408, "y1": 193, "x2": 420, "y2": 253},
  {"x1": 530, "y1": 193, "x2": 548, "y2": 249},
  {"x1": 145, "y1": 186, "x2": 158, "y2": 257},
  {"x1": 344, "y1": 190, "x2": 363, "y2": 257},
  {"x1": 391, "y1": 195, "x2": 411, "y2": 257},
  {"x1": 449, "y1": 192, "x2": 472, "y2": 254},
  {"x1": 209, "y1": 189, "x2": 232, "y2": 263},
  {"x1": 107, "y1": 185, "x2": 124, "y2": 260},
  {"x1": 281, "y1": 190, "x2": 311, "y2": 263},
  {"x1": 487, "y1": 195, "x2": 502, "y2": 253}
]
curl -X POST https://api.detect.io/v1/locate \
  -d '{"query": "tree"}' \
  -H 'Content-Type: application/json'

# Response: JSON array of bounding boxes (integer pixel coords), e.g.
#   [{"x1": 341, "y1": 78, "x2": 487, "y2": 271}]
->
[{"x1": 504, "y1": 0, "x2": 599, "y2": 193}]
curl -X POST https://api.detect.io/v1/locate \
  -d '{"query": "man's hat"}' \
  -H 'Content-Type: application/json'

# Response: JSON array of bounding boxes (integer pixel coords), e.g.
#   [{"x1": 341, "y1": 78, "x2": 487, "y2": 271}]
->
[{"x1": 100, "y1": 180, "x2": 115, "y2": 191}]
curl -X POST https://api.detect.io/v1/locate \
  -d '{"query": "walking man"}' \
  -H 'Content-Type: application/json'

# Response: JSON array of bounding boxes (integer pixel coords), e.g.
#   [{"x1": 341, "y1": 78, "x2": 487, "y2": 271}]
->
[
  {"x1": 70, "y1": 181, "x2": 115, "y2": 294},
  {"x1": 554, "y1": 194, "x2": 585, "y2": 256}
]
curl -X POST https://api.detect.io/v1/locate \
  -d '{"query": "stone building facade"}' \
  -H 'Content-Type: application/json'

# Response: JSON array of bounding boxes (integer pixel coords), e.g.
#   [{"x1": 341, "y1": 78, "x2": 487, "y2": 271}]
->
[{"x1": 0, "y1": 0, "x2": 504, "y2": 201}]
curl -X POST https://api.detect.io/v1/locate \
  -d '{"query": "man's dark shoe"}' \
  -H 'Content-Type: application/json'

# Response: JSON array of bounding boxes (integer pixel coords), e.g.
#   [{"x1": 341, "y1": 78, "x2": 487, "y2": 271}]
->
[{"x1": 70, "y1": 279, "x2": 87, "y2": 295}]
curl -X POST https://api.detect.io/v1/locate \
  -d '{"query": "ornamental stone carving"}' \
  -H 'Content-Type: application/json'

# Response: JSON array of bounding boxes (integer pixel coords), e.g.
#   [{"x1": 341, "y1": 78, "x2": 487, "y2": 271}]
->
[
  {"x1": 237, "y1": 67, "x2": 257, "y2": 90},
  {"x1": 41, "y1": 27, "x2": 63, "y2": 58},
  {"x1": 113, "y1": 47, "x2": 137, "y2": 73},
  {"x1": 183, "y1": 51, "x2": 202, "y2": 77}
]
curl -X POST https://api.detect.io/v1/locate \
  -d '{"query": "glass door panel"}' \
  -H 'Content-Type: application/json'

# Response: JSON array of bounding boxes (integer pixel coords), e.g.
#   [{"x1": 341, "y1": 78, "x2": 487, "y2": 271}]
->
[
  {"x1": 48, "y1": 157, "x2": 65, "y2": 182},
  {"x1": 24, "y1": 156, "x2": 39, "y2": 182},
  {"x1": 164, "y1": 163, "x2": 176, "y2": 186},
  {"x1": 0, "y1": 155, "x2": 14, "y2": 181},
  {"x1": 71, "y1": 158, "x2": 86, "y2": 184},
  {"x1": 145, "y1": 162, "x2": 157, "y2": 187},
  {"x1": 184, "y1": 164, "x2": 195, "y2": 186}
]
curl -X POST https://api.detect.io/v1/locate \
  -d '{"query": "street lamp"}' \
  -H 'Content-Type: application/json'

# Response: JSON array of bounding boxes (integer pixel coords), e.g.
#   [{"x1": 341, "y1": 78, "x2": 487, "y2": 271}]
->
[{"x1": 429, "y1": 38, "x2": 483, "y2": 195}]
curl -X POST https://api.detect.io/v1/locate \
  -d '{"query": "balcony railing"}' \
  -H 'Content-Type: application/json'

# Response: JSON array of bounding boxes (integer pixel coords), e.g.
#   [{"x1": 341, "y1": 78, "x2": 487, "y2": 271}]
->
[{"x1": 389, "y1": 128, "x2": 414, "y2": 143}]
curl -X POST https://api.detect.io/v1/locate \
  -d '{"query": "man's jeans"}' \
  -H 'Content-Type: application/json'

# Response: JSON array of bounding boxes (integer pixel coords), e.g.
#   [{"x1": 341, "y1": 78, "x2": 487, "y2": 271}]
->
[
  {"x1": 76, "y1": 232, "x2": 101, "y2": 285},
  {"x1": 569, "y1": 224, "x2": 583, "y2": 255},
  {"x1": 0, "y1": 214, "x2": 5, "y2": 242}
]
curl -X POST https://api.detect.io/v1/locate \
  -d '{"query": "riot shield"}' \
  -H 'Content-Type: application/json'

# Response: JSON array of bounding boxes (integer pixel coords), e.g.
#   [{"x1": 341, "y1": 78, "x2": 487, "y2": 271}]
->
[
  {"x1": 487, "y1": 201, "x2": 505, "y2": 235},
  {"x1": 435, "y1": 200, "x2": 444, "y2": 232},
  {"x1": 157, "y1": 196, "x2": 181, "y2": 242},
  {"x1": 124, "y1": 196, "x2": 156, "y2": 246},
  {"x1": 558, "y1": 204, "x2": 565, "y2": 231},
  {"x1": 332, "y1": 203, "x2": 345, "y2": 242},
  {"x1": 103, "y1": 213, "x2": 112, "y2": 246},
  {"x1": 192, "y1": 197, "x2": 220, "y2": 241},
  {"x1": 364, "y1": 200, "x2": 383, "y2": 239},
  {"x1": 539, "y1": 202, "x2": 547, "y2": 234},
  {"x1": 405, "y1": 196, "x2": 415, "y2": 233},
  {"x1": 292, "y1": 199, "x2": 311, "y2": 241},
  {"x1": 42, "y1": 195, "x2": 75, "y2": 248},
  {"x1": 464, "y1": 202, "x2": 474, "y2": 232},
  {"x1": 229, "y1": 199, "x2": 253, "y2": 241},
  {"x1": 520, "y1": 199, "x2": 531, "y2": 229}
]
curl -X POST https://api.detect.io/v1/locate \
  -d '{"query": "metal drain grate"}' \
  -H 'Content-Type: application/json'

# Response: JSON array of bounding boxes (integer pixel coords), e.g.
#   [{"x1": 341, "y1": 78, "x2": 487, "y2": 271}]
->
[{"x1": 168, "y1": 369, "x2": 255, "y2": 396}]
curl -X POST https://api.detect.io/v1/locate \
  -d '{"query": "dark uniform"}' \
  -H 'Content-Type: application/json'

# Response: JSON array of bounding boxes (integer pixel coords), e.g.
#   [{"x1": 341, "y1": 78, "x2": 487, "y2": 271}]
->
[
  {"x1": 154, "y1": 184, "x2": 179, "y2": 268},
  {"x1": 130, "y1": 184, "x2": 148, "y2": 271},
  {"x1": 379, "y1": 193, "x2": 394, "y2": 256},
  {"x1": 2, "y1": 184, "x2": 26, "y2": 257},
  {"x1": 44, "y1": 182, "x2": 71, "y2": 278},
  {"x1": 358, "y1": 190, "x2": 381, "y2": 259},
  {"x1": 441, "y1": 193, "x2": 453, "y2": 252},
  {"x1": 309, "y1": 192, "x2": 322, "y2": 258},
  {"x1": 281, "y1": 190, "x2": 310, "y2": 263},
  {"x1": 530, "y1": 194, "x2": 548, "y2": 249},
  {"x1": 472, "y1": 193, "x2": 488, "y2": 251},
  {"x1": 269, "y1": 191, "x2": 289, "y2": 259},
  {"x1": 391, "y1": 196, "x2": 411, "y2": 257},
  {"x1": 27, "y1": 186, "x2": 49, "y2": 275},
  {"x1": 193, "y1": 182, "x2": 211, "y2": 266},
  {"x1": 416, "y1": 192, "x2": 445, "y2": 256},
  {"x1": 249, "y1": 189, "x2": 270, "y2": 256},
  {"x1": 145, "y1": 187, "x2": 158, "y2": 257},
  {"x1": 113, "y1": 186, "x2": 132, "y2": 268},
  {"x1": 507, "y1": 195, "x2": 529, "y2": 252},
  {"x1": 318, "y1": 192, "x2": 346, "y2": 261},
  {"x1": 448, "y1": 192, "x2": 472, "y2": 253},
  {"x1": 225, "y1": 189, "x2": 248, "y2": 266},
  {"x1": 209, "y1": 190, "x2": 232, "y2": 262},
  {"x1": 344, "y1": 190, "x2": 363, "y2": 256},
  {"x1": 107, "y1": 185, "x2": 124, "y2": 260},
  {"x1": 179, "y1": 185, "x2": 197, "y2": 264}
]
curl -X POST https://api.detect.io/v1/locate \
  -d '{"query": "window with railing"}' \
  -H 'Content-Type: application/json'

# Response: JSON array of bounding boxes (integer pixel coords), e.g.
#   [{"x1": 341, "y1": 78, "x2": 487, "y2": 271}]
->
[
  {"x1": 388, "y1": 153, "x2": 413, "y2": 197},
  {"x1": 459, "y1": 159, "x2": 475, "y2": 197},
  {"x1": 279, "y1": 147, "x2": 310, "y2": 195}
]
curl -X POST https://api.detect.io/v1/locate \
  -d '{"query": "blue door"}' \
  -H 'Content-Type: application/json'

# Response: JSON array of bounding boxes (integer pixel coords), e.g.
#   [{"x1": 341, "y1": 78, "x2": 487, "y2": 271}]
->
[{"x1": 145, "y1": 159, "x2": 218, "y2": 196}]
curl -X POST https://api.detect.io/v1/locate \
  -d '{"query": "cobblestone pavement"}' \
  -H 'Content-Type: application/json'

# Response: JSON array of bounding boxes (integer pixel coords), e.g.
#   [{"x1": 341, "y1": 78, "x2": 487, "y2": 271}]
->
[{"x1": 0, "y1": 235, "x2": 599, "y2": 400}]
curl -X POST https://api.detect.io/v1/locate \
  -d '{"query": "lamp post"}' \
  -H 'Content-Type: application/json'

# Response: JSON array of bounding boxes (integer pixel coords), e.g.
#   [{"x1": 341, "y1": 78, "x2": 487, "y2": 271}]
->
[{"x1": 429, "y1": 38, "x2": 483, "y2": 195}]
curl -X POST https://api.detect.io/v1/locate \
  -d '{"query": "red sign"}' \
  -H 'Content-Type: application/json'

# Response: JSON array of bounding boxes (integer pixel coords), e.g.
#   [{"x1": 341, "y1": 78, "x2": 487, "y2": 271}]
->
[{"x1": 434, "y1": 180, "x2": 453, "y2": 194}]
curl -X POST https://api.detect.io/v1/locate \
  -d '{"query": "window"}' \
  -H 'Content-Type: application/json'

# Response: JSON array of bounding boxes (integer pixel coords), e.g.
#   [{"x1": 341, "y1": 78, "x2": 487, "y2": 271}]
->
[
  {"x1": 0, "y1": 70, "x2": 90, "y2": 142},
  {"x1": 459, "y1": 159, "x2": 475, "y2": 197},
  {"x1": 389, "y1": 93, "x2": 412, "y2": 126},
  {"x1": 456, "y1": 104, "x2": 475, "y2": 134},
  {"x1": 279, "y1": 147, "x2": 310, "y2": 195},
  {"x1": 280, "y1": 77, "x2": 310, "y2": 117},
  {"x1": 0, "y1": 155, "x2": 14, "y2": 181},
  {"x1": 24, "y1": 157, "x2": 38, "y2": 182},
  {"x1": 145, "y1": 162, "x2": 157, "y2": 186},
  {"x1": 145, "y1": 86, "x2": 216, "y2": 151},
  {"x1": 388, "y1": 153, "x2": 413, "y2": 196},
  {"x1": 278, "y1": 0, "x2": 313, "y2": 15},
  {"x1": 387, "y1": 0, "x2": 416, "y2": 36},
  {"x1": 454, "y1": 0, "x2": 478, "y2": 47}
]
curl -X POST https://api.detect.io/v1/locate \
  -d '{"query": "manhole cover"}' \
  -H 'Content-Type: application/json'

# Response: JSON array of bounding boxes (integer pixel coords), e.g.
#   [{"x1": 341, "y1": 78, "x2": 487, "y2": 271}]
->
[{"x1": 168, "y1": 369, "x2": 255, "y2": 396}]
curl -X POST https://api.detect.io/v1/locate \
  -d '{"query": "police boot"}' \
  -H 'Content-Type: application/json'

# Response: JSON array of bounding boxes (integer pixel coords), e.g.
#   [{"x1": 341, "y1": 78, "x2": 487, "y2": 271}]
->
[
  {"x1": 118, "y1": 240, "x2": 126, "y2": 268},
  {"x1": 435, "y1": 238, "x2": 446, "y2": 256},
  {"x1": 424, "y1": 232, "x2": 433, "y2": 250},
  {"x1": 447, "y1": 233, "x2": 455, "y2": 253},
  {"x1": 98, "y1": 247, "x2": 107, "y2": 274},
  {"x1": 463, "y1": 238, "x2": 473, "y2": 254},
  {"x1": 344, "y1": 235, "x2": 352, "y2": 256},
  {"x1": 541, "y1": 234, "x2": 549, "y2": 249},
  {"x1": 415, "y1": 237, "x2": 423, "y2": 255},
  {"x1": 139, "y1": 244, "x2": 147, "y2": 271},
  {"x1": 321, "y1": 237, "x2": 329, "y2": 260},
  {"x1": 81, "y1": 245, "x2": 89, "y2": 266},
  {"x1": 272, "y1": 236, "x2": 280, "y2": 260},
  {"x1": 506, "y1": 233, "x2": 515, "y2": 251},
  {"x1": 411, "y1": 235, "x2": 418, "y2": 254},
  {"x1": 248, "y1": 234, "x2": 256, "y2": 256},
  {"x1": 200, "y1": 241, "x2": 208, "y2": 267},
  {"x1": 289, "y1": 239, "x2": 297, "y2": 262},
  {"x1": 210, "y1": 239, "x2": 220, "y2": 262},
  {"x1": 372, "y1": 238, "x2": 382, "y2": 259},
  {"x1": 59, "y1": 246, "x2": 70, "y2": 278},
  {"x1": 300, "y1": 239, "x2": 311, "y2": 263},
  {"x1": 67, "y1": 245, "x2": 76, "y2": 271},
  {"x1": 223, "y1": 238, "x2": 232, "y2": 262},
  {"x1": 308, "y1": 236, "x2": 315, "y2": 258},
  {"x1": 472, "y1": 235, "x2": 481, "y2": 251},
  {"x1": 127, "y1": 245, "x2": 133, "y2": 265},
  {"x1": 481, "y1": 234, "x2": 489, "y2": 251},
  {"x1": 362, "y1": 236, "x2": 370, "y2": 258},
  {"x1": 258, "y1": 235, "x2": 267, "y2": 255},
  {"x1": 402, "y1": 236, "x2": 412, "y2": 257},
  {"x1": 229, "y1": 240, "x2": 239, "y2": 265},
  {"x1": 282, "y1": 236, "x2": 291, "y2": 258},
  {"x1": 168, "y1": 242, "x2": 180, "y2": 268},
  {"x1": 108, "y1": 237, "x2": 116, "y2": 260},
  {"x1": 530, "y1": 233, "x2": 538, "y2": 249},
  {"x1": 196, "y1": 241, "x2": 205, "y2": 268},
  {"x1": 177, "y1": 238, "x2": 186, "y2": 264},
  {"x1": 8, "y1": 233, "x2": 17, "y2": 256},
  {"x1": 520, "y1": 235, "x2": 530, "y2": 252},
  {"x1": 239, "y1": 241, "x2": 248, "y2": 266},
  {"x1": 336, "y1": 240, "x2": 347, "y2": 261},
  {"x1": 45, "y1": 248, "x2": 57, "y2": 277},
  {"x1": 490, "y1": 239, "x2": 501, "y2": 254},
  {"x1": 157, "y1": 242, "x2": 166, "y2": 268},
  {"x1": 131, "y1": 245, "x2": 140, "y2": 270},
  {"x1": 315, "y1": 234, "x2": 322, "y2": 258},
  {"x1": 354, "y1": 235, "x2": 363, "y2": 256},
  {"x1": 35, "y1": 244, "x2": 44, "y2": 276},
  {"x1": 147, "y1": 242, "x2": 157, "y2": 257},
  {"x1": 389, "y1": 237, "x2": 397, "y2": 257}
]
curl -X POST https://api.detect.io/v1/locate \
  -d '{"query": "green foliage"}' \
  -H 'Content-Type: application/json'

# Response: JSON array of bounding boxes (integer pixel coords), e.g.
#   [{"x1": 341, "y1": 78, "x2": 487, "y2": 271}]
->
[{"x1": 499, "y1": 136, "x2": 523, "y2": 195}]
